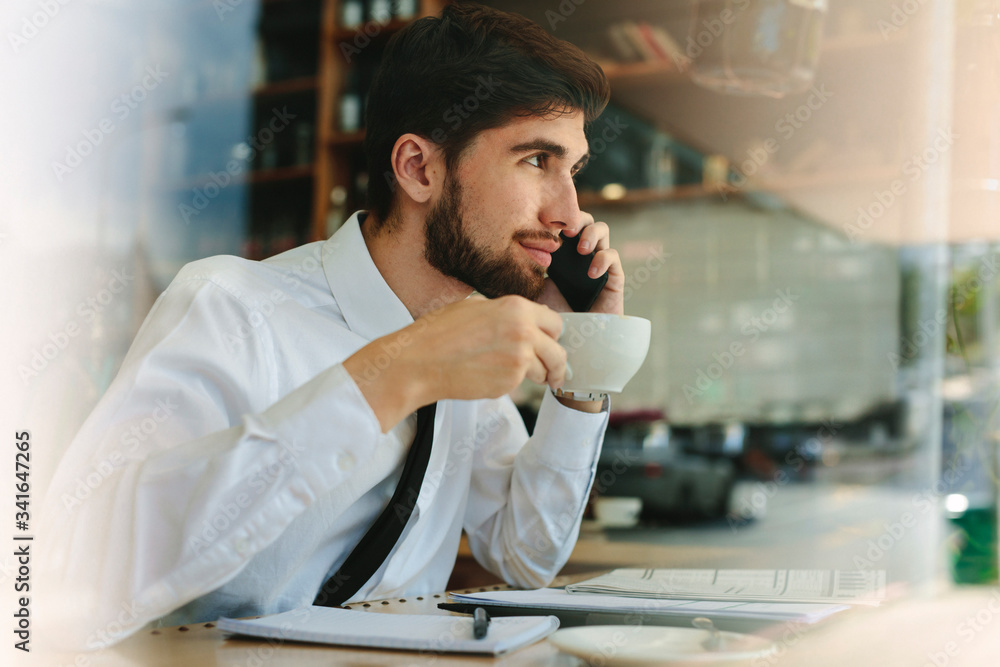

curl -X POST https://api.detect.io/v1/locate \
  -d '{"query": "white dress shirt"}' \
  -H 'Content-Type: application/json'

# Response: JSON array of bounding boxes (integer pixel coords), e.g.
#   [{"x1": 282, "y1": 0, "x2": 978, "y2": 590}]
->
[{"x1": 38, "y1": 212, "x2": 608, "y2": 650}]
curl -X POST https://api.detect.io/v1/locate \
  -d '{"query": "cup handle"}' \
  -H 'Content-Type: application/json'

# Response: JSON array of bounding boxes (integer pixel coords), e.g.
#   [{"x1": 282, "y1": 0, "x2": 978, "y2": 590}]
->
[{"x1": 564, "y1": 361, "x2": 573, "y2": 382}]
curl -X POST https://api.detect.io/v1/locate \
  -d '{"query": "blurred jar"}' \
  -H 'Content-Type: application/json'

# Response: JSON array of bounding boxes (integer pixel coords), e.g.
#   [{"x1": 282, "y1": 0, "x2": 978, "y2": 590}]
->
[{"x1": 687, "y1": 0, "x2": 828, "y2": 98}]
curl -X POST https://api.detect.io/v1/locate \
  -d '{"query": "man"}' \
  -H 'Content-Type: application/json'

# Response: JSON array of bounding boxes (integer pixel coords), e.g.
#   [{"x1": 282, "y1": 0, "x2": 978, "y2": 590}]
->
[{"x1": 39, "y1": 3, "x2": 621, "y2": 649}]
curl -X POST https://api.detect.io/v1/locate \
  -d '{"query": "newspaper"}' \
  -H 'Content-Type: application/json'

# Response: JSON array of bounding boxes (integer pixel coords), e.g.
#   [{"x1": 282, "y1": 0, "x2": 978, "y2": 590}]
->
[
  {"x1": 565, "y1": 569, "x2": 886, "y2": 606},
  {"x1": 448, "y1": 588, "x2": 851, "y2": 624}
]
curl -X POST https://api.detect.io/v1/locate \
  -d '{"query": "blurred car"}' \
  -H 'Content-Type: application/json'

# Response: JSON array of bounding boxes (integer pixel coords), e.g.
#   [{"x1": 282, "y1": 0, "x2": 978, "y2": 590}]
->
[{"x1": 595, "y1": 417, "x2": 737, "y2": 521}]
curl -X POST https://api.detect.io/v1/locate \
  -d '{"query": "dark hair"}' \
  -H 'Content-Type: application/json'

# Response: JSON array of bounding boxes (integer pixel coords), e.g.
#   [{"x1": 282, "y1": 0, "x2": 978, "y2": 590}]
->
[{"x1": 363, "y1": 2, "x2": 610, "y2": 227}]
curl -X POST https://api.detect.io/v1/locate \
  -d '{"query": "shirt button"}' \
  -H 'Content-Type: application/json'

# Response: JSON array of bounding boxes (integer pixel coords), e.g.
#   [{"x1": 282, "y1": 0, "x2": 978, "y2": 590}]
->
[
  {"x1": 336, "y1": 452, "x2": 356, "y2": 471},
  {"x1": 234, "y1": 538, "x2": 249, "y2": 557}
]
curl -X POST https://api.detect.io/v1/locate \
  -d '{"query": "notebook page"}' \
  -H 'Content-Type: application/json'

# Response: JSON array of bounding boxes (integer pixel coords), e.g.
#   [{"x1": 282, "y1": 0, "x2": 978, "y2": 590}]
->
[
  {"x1": 217, "y1": 605, "x2": 559, "y2": 655},
  {"x1": 565, "y1": 569, "x2": 886, "y2": 605}
]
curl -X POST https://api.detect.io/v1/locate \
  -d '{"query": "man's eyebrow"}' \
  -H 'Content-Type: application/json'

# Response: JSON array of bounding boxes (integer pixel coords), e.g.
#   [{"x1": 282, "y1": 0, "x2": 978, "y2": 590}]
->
[
  {"x1": 509, "y1": 139, "x2": 567, "y2": 158},
  {"x1": 509, "y1": 139, "x2": 590, "y2": 169}
]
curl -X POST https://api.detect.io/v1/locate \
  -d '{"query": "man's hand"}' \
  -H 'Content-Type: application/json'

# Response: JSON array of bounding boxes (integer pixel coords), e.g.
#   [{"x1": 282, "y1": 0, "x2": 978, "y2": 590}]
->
[
  {"x1": 344, "y1": 295, "x2": 567, "y2": 432},
  {"x1": 536, "y1": 212, "x2": 624, "y2": 317}
]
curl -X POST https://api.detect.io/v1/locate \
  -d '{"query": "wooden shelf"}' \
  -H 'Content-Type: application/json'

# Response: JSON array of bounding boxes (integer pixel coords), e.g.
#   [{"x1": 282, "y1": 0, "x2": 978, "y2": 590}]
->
[
  {"x1": 576, "y1": 164, "x2": 902, "y2": 207},
  {"x1": 248, "y1": 164, "x2": 315, "y2": 184},
  {"x1": 746, "y1": 165, "x2": 900, "y2": 193},
  {"x1": 252, "y1": 76, "x2": 319, "y2": 97},
  {"x1": 312, "y1": 1, "x2": 448, "y2": 239},
  {"x1": 327, "y1": 18, "x2": 412, "y2": 42},
  {"x1": 577, "y1": 183, "x2": 724, "y2": 207},
  {"x1": 164, "y1": 164, "x2": 314, "y2": 192},
  {"x1": 595, "y1": 29, "x2": 909, "y2": 94},
  {"x1": 600, "y1": 59, "x2": 686, "y2": 83},
  {"x1": 328, "y1": 130, "x2": 366, "y2": 146}
]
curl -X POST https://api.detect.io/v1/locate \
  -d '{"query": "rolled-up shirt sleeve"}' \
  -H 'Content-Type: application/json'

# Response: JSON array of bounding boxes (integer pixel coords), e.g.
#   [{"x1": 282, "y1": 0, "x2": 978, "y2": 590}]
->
[
  {"x1": 38, "y1": 274, "x2": 382, "y2": 650},
  {"x1": 463, "y1": 390, "x2": 609, "y2": 589}
]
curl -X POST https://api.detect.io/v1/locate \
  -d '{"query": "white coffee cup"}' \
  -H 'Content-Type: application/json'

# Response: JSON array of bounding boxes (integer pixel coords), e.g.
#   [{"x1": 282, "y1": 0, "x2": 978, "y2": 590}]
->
[
  {"x1": 594, "y1": 496, "x2": 643, "y2": 528},
  {"x1": 558, "y1": 313, "x2": 651, "y2": 394}
]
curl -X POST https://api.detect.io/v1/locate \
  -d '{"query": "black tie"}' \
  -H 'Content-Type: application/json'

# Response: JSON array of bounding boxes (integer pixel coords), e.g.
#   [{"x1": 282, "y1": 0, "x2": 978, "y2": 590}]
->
[{"x1": 313, "y1": 403, "x2": 437, "y2": 607}]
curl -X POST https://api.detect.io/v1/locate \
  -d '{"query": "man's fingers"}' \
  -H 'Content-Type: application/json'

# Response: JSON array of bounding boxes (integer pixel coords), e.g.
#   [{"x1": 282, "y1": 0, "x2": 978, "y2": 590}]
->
[
  {"x1": 526, "y1": 300, "x2": 564, "y2": 340},
  {"x1": 576, "y1": 219, "x2": 609, "y2": 253},
  {"x1": 532, "y1": 332, "x2": 568, "y2": 387},
  {"x1": 589, "y1": 247, "x2": 622, "y2": 281},
  {"x1": 523, "y1": 354, "x2": 550, "y2": 386}
]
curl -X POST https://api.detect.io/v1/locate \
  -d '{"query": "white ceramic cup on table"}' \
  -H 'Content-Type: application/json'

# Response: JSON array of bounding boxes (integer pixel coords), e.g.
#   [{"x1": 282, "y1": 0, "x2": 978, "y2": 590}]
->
[{"x1": 557, "y1": 313, "x2": 651, "y2": 395}]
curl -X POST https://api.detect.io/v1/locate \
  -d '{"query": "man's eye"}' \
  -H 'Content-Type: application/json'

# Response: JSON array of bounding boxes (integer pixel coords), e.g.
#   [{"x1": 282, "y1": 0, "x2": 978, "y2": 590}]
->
[{"x1": 525, "y1": 154, "x2": 548, "y2": 168}]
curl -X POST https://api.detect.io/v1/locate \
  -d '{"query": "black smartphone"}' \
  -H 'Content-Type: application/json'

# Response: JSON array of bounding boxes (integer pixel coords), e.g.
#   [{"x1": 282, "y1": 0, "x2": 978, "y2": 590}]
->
[{"x1": 547, "y1": 232, "x2": 609, "y2": 312}]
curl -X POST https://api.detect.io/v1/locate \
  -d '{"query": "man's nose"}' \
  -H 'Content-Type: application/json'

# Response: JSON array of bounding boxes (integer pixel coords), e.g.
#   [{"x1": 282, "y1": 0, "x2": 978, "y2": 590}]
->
[{"x1": 538, "y1": 174, "x2": 583, "y2": 234}]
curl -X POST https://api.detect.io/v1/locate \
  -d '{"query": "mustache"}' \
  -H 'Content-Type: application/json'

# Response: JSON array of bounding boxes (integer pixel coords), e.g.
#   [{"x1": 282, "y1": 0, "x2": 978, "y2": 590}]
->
[{"x1": 512, "y1": 229, "x2": 562, "y2": 248}]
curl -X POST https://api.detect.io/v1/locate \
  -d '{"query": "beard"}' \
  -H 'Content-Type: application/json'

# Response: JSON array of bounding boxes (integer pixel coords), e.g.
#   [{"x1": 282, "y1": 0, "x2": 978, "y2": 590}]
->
[{"x1": 423, "y1": 174, "x2": 551, "y2": 300}]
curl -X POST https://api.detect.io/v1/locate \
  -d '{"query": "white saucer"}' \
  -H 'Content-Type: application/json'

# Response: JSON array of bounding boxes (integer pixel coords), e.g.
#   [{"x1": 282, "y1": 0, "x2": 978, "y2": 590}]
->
[{"x1": 548, "y1": 626, "x2": 777, "y2": 665}]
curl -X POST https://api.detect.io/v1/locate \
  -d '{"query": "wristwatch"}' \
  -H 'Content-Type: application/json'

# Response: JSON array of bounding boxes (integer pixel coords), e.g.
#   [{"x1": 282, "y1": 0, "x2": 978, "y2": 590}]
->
[{"x1": 552, "y1": 388, "x2": 609, "y2": 403}]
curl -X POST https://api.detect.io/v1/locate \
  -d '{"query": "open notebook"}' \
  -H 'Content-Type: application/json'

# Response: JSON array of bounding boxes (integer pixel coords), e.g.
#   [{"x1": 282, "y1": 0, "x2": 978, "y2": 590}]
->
[{"x1": 217, "y1": 605, "x2": 559, "y2": 656}]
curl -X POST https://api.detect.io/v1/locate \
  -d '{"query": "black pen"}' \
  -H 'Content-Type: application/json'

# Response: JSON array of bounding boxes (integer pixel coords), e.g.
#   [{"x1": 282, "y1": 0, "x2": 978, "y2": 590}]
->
[{"x1": 473, "y1": 607, "x2": 490, "y2": 639}]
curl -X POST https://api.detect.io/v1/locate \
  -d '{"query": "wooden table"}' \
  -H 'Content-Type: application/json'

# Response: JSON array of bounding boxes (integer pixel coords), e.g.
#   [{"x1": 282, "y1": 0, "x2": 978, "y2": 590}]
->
[{"x1": 31, "y1": 567, "x2": 1000, "y2": 667}]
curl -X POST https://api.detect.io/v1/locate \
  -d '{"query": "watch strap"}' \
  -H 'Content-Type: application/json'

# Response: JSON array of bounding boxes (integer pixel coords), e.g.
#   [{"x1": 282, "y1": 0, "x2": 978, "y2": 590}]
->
[{"x1": 552, "y1": 387, "x2": 609, "y2": 402}]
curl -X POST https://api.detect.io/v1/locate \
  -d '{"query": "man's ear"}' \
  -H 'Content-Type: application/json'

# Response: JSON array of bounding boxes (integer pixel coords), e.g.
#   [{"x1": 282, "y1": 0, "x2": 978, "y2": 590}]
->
[{"x1": 390, "y1": 133, "x2": 443, "y2": 206}]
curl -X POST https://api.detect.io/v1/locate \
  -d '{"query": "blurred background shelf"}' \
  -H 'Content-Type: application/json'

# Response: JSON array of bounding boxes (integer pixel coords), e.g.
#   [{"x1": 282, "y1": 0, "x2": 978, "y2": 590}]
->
[
  {"x1": 578, "y1": 184, "x2": 724, "y2": 208},
  {"x1": 248, "y1": 163, "x2": 315, "y2": 183},
  {"x1": 253, "y1": 75, "x2": 319, "y2": 97}
]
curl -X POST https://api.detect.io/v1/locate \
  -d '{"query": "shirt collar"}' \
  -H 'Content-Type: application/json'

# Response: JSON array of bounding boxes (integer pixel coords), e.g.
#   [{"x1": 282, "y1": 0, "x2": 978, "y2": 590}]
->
[{"x1": 321, "y1": 211, "x2": 415, "y2": 341}]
